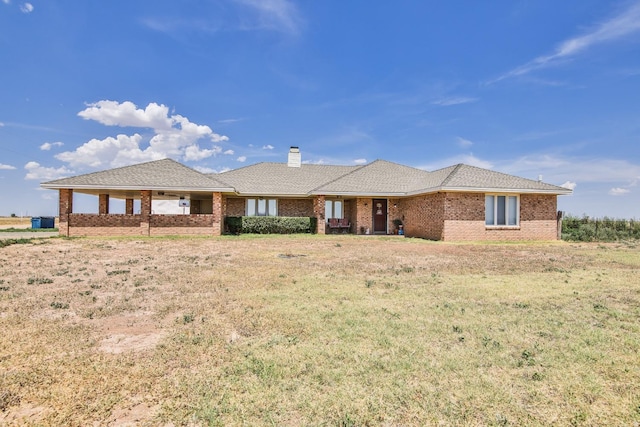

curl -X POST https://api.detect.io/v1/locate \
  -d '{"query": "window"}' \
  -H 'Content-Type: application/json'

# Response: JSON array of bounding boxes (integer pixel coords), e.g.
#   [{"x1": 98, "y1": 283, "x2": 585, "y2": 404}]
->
[
  {"x1": 485, "y1": 195, "x2": 519, "y2": 226},
  {"x1": 246, "y1": 198, "x2": 277, "y2": 216},
  {"x1": 325, "y1": 200, "x2": 343, "y2": 221}
]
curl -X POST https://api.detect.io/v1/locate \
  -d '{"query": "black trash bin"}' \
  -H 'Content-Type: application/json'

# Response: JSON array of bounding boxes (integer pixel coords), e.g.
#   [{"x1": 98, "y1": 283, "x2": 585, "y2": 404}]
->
[{"x1": 40, "y1": 217, "x2": 55, "y2": 228}]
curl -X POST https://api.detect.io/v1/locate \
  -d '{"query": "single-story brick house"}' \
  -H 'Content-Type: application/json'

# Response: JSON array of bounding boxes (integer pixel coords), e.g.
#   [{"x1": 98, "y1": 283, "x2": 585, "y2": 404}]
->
[{"x1": 41, "y1": 147, "x2": 572, "y2": 240}]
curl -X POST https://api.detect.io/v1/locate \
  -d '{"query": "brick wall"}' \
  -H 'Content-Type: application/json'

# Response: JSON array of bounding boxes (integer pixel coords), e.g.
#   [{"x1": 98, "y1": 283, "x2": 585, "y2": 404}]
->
[
  {"x1": 351, "y1": 198, "x2": 370, "y2": 234},
  {"x1": 521, "y1": 194, "x2": 557, "y2": 221},
  {"x1": 70, "y1": 214, "x2": 142, "y2": 227},
  {"x1": 66, "y1": 213, "x2": 218, "y2": 236},
  {"x1": 58, "y1": 189, "x2": 73, "y2": 237},
  {"x1": 398, "y1": 193, "x2": 445, "y2": 240},
  {"x1": 395, "y1": 192, "x2": 559, "y2": 241},
  {"x1": 212, "y1": 192, "x2": 222, "y2": 235},
  {"x1": 99, "y1": 194, "x2": 110, "y2": 215},
  {"x1": 150, "y1": 214, "x2": 214, "y2": 227},
  {"x1": 314, "y1": 195, "x2": 326, "y2": 234},
  {"x1": 226, "y1": 198, "x2": 245, "y2": 216},
  {"x1": 279, "y1": 199, "x2": 314, "y2": 216},
  {"x1": 440, "y1": 193, "x2": 558, "y2": 241}
]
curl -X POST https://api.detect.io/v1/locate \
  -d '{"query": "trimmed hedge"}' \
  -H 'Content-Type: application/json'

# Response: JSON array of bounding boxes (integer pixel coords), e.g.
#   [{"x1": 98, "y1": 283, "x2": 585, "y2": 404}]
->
[{"x1": 224, "y1": 216, "x2": 317, "y2": 234}]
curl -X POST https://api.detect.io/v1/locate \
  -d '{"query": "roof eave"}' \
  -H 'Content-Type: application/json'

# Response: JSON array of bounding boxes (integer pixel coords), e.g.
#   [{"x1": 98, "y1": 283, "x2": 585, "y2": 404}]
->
[
  {"x1": 40, "y1": 183, "x2": 235, "y2": 192},
  {"x1": 440, "y1": 186, "x2": 573, "y2": 195},
  {"x1": 309, "y1": 190, "x2": 407, "y2": 197}
]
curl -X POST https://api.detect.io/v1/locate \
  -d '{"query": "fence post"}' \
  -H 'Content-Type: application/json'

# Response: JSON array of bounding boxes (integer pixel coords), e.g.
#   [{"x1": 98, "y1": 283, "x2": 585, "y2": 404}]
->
[{"x1": 557, "y1": 211, "x2": 563, "y2": 240}]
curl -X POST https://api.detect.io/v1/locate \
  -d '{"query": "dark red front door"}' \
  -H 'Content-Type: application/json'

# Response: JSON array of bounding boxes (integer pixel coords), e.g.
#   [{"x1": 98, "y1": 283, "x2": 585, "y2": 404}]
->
[{"x1": 372, "y1": 199, "x2": 387, "y2": 234}]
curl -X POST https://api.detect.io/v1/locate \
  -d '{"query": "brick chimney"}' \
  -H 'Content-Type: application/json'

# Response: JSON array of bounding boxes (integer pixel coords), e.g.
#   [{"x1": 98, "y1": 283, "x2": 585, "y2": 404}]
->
[{"x1": 288, "y1": 146, "x2": 301, "y2": 167}]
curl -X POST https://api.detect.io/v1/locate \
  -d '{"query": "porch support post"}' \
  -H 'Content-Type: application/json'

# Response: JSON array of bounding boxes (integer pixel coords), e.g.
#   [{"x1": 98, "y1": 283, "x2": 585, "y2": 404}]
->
[
  {"x1": 212, "y1": 192, "x2": 223, "y2": 235},
  {"x1": 99, "y1": 194, "x2": 110, "y2": 215},
  {"x1": 125, "y1": 198, "x2": 134, "y2": 215},
  {"x1": 314, "y1": 195, "x2": 326, "y2": 234},
  {"x1": 58, "y1": 188, "x2": 73, "y2": 237},
  {"x1": 140, "y1": 190, "x2": 151, "y2": 236}
]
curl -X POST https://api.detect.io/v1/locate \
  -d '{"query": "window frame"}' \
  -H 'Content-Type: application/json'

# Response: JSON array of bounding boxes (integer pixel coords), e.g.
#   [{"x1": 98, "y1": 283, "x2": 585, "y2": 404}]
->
[
  {"x1": 246, "y1": 198, "x2": 278, "y2": 216},
  {"x1": 485, "y1": 194, "x2": 520, "y2": 227},
  {"x1": 325, "y1": 199, "x2": 344, "y2": 222}
]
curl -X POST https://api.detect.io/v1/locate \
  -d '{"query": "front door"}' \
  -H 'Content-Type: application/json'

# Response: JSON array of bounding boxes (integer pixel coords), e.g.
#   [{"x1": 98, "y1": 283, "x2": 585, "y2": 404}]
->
[{"x1": 372, "y1": 199, "x2": 387, "y2": 234}]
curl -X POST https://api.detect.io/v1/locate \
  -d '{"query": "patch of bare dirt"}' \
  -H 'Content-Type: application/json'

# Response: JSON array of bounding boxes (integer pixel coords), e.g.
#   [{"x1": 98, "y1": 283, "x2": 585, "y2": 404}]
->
[{"x1": 97, "y1": 312, "x2": 165, "y2": 354}]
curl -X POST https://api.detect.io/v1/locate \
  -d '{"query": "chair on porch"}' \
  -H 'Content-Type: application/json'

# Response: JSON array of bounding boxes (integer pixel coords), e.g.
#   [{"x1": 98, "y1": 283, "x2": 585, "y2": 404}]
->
[
  {"x1": 338, "y1": 218, "x2": 350, "y2": 233},
  {"x1": 328, "y1": 218, "x2": 339, "y2": 233}
]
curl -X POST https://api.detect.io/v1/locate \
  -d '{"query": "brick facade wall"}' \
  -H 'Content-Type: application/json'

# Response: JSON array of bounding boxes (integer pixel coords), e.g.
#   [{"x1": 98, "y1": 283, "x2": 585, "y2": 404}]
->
[
  {"x1": 57, "y1": 188, "x2": 559, "y2": 241},
  {"x1": 279, "y1": 199, "x2": 314, "y2": 217},
  {"x1": 398, "y1": 192, "x2": 558, "y2": 241},
  {"x1": 58, "y1": 189, "x2": 73, "y2": 237},
  {"x1": 352, "y1": 198, "x2": 369, "y2": 234},
  {"x1": 150, "y1": 214, "x2": 214, "y2": 227},
  {"x1": 226, "y1": 198, "x2": 245, "y2": 216},
  {"x1": 70, "y1": 214, "x2": 143, "y2": 227},
  {"x1": 314, "y1": 195, "x2": 326, "y2": 234},
  {"x1": 397, "y1": 193, "x2": 445, "y2": 240}
]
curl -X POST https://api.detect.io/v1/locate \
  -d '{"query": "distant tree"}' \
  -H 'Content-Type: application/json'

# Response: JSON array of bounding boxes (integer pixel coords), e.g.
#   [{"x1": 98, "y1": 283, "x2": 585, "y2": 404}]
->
[{"x1": 10, "y1": 213, "x2": 16, "y2": 218}]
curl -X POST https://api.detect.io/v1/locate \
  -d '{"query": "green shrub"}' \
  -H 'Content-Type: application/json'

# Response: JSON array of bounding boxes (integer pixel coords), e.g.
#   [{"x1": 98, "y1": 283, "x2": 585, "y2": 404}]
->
[
  {"x1": 562, "y1": 215, "x2": 640, "y2": 242},
  {"x1": 224, "y1": 216, "x2": 317, "y2": 234}
]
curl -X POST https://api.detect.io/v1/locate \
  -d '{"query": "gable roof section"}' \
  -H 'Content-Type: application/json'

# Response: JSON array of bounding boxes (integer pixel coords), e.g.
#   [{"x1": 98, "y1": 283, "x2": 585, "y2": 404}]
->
[
  {"x1": 311, "y1": 160, "x2": 432, "y2": 195},
  {"x1": 41, "y1": 158, "x2": 233, "y2": 192},
  {"x1": 431, "y1": 164, "x2": 572, "y2": 194},
  {"x1": 214, "y1": 162, "x2": 360, "y2": 196}
]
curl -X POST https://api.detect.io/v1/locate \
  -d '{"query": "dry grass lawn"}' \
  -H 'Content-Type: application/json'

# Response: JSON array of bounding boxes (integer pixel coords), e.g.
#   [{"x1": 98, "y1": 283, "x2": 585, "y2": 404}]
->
[
  {"x1": 0, "y1": 217, "x2": 33, "y2": 230},
  {"x1": 0, "y1": 234, "x2": 639, "y2": 426}
]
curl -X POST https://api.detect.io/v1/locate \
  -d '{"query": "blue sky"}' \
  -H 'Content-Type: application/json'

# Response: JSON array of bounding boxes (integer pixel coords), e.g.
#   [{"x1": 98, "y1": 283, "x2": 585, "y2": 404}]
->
[{"x1": 1, "y1": 0, "x2": 639, "y2": 218}]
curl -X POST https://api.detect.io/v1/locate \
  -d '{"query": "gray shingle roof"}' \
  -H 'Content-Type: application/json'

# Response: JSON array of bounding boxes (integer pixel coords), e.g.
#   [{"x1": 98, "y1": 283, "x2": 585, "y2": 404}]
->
[
  {"x1": 41, "y1": 157, "x2": 572, "y2": 197},
  {"x1": 435, "y1": 164, "x2": 570, "y2": 193},
  {"x1": 311, "y1": 160, "x2": 432, "y2": 195},
  {"x1": 214, "y1": 163, "x2": 360, "y2": 195},
  {"x1": 42, "y1": 158, "x2": 233, "y2": 191}
]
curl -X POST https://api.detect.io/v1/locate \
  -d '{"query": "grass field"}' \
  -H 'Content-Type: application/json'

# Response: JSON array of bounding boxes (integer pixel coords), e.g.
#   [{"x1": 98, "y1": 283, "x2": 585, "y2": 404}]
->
[
  {"x1": 0, "y1": 235, "x2": 639, "y2": 425},
  {"x1": 0, "y1": 217, "x2": 32, "y2": 229}
]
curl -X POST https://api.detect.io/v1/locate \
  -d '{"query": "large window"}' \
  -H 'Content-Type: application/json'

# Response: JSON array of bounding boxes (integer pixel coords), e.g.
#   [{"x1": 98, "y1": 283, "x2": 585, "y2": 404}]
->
[
  {"x1": 485, "y1": 195, "x2": 519, "y2": 226},
  {"x1": 246, "y1": 198, "x2": 277, "y2": 216},
  {"x1": 325, "y1": 199, "x2": 343, "y2": 220}
]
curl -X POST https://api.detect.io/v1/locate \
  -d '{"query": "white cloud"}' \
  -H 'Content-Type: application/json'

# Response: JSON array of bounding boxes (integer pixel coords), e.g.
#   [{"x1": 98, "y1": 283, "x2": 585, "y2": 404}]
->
[
  {"x1": 78, "y1": 100, "x2": 173, "y2": 129},
  {"x1": 223, "y1": 149, "x2": 234, "y2": 155},
  {"x1": 183, "y1": 144, "x2": 222, "y2": 161},
  {"x1": 456, "y1": 137, "x2": 473, "y2": 148},
  {"x1": 263, "y1": 144, "x2": 274, "y2": 150},
  {"x1": 492, "y1": 2, "x2": 640, "y2": 83},
  {"x1": 24, "y1": 161, "x2": 73, "y2": 181},
  {"x1": 233, "y1": 0, "x2": 302, "y2": 35},
  {"x1": 0, "y1": 163, "x2": 16, "y2": 170},
  {"x1": 20, "y1": 2, "x2": 32, "y2": 13},
  {"x1": 57, "y1": 100, "x2": 229, "y2": 169},
  {"x1": 237, "y1": 156, "x2": 247, "y2": 162},
  {"x1": 561, "y1": 181, "x2": 578, "y2": 190},
  {"x1": 432, "y1": 97, "x2": 478, "y2": 106},
  {"x1": 2, "y1": 1, "x2": 10, "y2": 5},
  {"x1": 609, "y1": 187, "x2": 630, "y2": 196},
  {"x1": 353, "y1": 158, "x2": 367, "y2": 165},
  {"x1": 40, "y1": 141, "x2": 64, "y2": 151}
]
